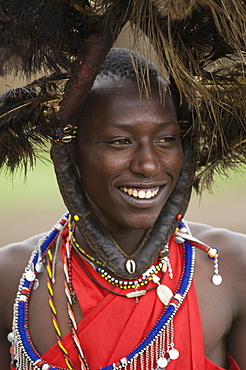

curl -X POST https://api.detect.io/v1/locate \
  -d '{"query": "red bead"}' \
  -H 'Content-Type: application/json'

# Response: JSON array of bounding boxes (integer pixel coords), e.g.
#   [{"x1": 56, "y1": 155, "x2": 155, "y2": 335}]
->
[
  {"x1": 9, "y1": 346, "x2": 14, "y2": 355},
  {"x1": 176, "y1": 213, "x2": 182, "y2": 220}
]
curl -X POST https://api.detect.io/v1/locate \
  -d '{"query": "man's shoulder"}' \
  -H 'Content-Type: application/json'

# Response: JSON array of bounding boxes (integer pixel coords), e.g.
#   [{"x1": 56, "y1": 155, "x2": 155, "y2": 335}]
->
[
  {"x1": 187, "y1": 220, "x2": 246, "y2": 303},
  {"x1": 0, "y1": 232, "x2": 48, "y2": 331},
  {"x1": 187, "y1": 220, "x2": 246, "y2": 251},
  {"x1": 0, "y1": 232, "x2": 47, "y2": 255},
  {"x1": 188, "y1": 221, "x2": 246, "y2": 366},
  {"x1": 0, "y1": 232, "x2": 47, "y2": 283},
  {"x1": 187, "y1": 220, "x2": 246, "y2": 268}
]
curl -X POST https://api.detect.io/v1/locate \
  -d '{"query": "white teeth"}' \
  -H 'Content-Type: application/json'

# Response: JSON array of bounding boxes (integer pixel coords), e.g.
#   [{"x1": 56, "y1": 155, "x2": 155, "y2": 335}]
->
[
  {"x1": 120, "y1": 187, "x2": 160, "y2": 199},
  {"x1": 138, "y1": 190, "x2": 145, "y2": 199},
  {"x1": 146, "y1": 190, "x2": 152, "y2": 199}
]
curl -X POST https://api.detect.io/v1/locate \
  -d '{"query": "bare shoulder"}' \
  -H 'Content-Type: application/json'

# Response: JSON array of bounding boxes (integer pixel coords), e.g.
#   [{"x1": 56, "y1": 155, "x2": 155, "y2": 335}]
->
[
  {"x1": 0, "y1": 232, "x2": 47, "y2": 365},
  {"x1": 0, "y1": 232, "x2": 47, "y2": 276},
  {"x1": 187, "y1": 220, "x2": 246, "y2": 367},
  {"x1": 187, "y1": 220, "x2": 246, "y2": 284},
  {"x1": 187, "y1": 220, "x2": 246, "y2": 256},
  {"x1": 0, "y1": 232, "x2": 47, "y2": 324}
]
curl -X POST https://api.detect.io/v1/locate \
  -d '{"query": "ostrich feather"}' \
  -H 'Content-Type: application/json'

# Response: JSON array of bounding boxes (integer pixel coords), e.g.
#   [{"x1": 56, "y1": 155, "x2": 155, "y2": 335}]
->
[
  {"x1": 0, "y1": 0, "x2": 246, "y2": 190},
  {"x1": 0, "y1": 0, "x2": 96, "y2": 75},
  {"x1": 0, "y1": 73, "x2": 68, "y2": 172}
]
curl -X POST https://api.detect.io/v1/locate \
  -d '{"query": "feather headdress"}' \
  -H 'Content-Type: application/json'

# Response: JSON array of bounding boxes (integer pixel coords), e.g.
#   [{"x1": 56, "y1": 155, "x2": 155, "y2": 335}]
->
[
  {"x1": 0, "y1": 0, "x2": 246, "y2": 191},
  {"x1": 0, "y1": 73, "x2": 68, "y2": 172}
]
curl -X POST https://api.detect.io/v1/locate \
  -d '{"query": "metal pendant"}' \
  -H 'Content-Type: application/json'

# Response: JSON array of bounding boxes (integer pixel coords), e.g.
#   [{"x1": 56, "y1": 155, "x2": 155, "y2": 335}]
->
[
  {"x1": 168, "y1": 348, "x2": 180, "y2": 360},
  {"x1": 33, "y1": 278, "x2": 40, "y2": 290},
  {"x1": 25, "y1": 263, "x2": 35, "y2": 282},
  {"x1": 156, "y1": 357, "x2": 168, "y2": 369},
  {"x1": 35, "y1": 260, "x2": 45, "y2": 273},
  {"x1": 125, "y1": 259, "x2": 136, "y2": 274},
  {"x1": 175, "y1": 236, "x2": 185, "y2": 244},
  {"x1": 157, "y1": 284, "x2": 173, "y2": 306}
]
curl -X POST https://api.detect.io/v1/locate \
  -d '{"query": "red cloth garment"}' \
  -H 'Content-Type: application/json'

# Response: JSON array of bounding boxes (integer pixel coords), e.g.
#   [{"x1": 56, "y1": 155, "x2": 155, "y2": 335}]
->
[
  {"x1": 42, "y1": 234, "x2": 240, "y2": 370},
  {"x1": 9, "y1": 233, "x2": 240, "y2": 370},
  {"x1": 205, "y1": 355, "x2": 239, "y2": 370}
]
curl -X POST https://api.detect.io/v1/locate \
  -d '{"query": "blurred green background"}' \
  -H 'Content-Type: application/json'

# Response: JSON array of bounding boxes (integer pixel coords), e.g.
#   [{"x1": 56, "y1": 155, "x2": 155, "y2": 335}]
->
[{"x1": 0, "y1": 27, "x2": 245, "y2": 247}]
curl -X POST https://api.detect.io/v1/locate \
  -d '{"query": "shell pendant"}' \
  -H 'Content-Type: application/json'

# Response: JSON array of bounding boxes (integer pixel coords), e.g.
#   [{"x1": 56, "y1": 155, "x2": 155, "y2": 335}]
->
[
  {"x1": 157, "y1": 284, "x2": 173, "y2": 306},
  {"x1": 125, "y1": 259, "x2": 136, "y2": 274}
]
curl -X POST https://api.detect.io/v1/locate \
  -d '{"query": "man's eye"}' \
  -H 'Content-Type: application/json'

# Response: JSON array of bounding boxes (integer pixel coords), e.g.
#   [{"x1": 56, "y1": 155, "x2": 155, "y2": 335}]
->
[
  {"x1": 157, "y1": 137, "x2": 175, "y2": 143},
  {"x1": 111, "y1": 138, "x2": 131, "y2": 145}
]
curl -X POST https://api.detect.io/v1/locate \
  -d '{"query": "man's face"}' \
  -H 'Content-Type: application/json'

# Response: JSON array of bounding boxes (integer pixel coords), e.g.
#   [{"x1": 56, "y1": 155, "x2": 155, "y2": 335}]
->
[{"x1": 75, "y1": 78, "x2": 183, "y2": 233}]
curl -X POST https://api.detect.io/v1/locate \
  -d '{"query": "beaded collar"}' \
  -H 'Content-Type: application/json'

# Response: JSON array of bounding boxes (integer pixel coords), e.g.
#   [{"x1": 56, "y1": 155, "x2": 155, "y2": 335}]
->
[
  {"x1": 69, "y1": 218, "x2": 170, "y2": 290},
  {"x1": 9, "y1": 213, "x2": 195, "y2": 370}
]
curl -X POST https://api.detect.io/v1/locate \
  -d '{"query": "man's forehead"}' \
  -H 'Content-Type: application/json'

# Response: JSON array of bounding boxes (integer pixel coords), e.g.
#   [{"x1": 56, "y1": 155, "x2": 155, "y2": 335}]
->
[
  {"x1": 78, "y1": 78, "x2": 177, "y2": 135},
  {"x1": 89, "y1": 75, "x2": 170, "y2": 102}
]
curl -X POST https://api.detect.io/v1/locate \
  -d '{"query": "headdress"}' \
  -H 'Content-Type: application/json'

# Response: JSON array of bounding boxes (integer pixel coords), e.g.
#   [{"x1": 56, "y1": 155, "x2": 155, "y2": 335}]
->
[
  {"x1": 1, "y1": 0, "x2": 245, "y2": 183},
  {"x1": 1, "y1": 0, "x2": 246, "y2": 277}
]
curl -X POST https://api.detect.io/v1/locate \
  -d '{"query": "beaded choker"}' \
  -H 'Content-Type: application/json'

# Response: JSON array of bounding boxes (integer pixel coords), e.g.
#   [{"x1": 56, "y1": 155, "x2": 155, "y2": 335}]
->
[
  {"x1": 73, "y1": 249, "x2": 164, "y2": 299},
  {"x1": 69, "y1": 218, "x2": 171, "y2": 290},
  {"x1": 69, "y1": 221, "x2": 105, "y2": 267},
  {"x1": 8, "y1": 214, "x2": 221, "y2": 370}
]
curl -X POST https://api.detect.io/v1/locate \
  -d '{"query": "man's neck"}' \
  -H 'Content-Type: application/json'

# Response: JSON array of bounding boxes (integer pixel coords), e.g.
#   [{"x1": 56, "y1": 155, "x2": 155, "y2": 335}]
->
[{"x1": 74, "y1": 226, "x2": 147, "y2": 257}]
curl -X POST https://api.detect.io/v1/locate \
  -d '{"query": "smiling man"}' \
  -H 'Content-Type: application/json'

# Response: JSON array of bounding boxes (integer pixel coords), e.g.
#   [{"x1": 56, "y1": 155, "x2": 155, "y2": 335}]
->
[
  {"x1": 74, "y1": 76, "x2": 183, "y2": 238},
  {"x1": 0, "y1": 48, "x2": 246, "y2": 370}
]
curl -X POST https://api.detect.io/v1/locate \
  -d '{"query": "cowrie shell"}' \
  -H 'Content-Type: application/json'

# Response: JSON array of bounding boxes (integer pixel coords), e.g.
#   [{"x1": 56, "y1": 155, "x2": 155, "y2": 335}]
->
[{"x1": 125, "y1": 259, "x2": 136, "y2": 274}]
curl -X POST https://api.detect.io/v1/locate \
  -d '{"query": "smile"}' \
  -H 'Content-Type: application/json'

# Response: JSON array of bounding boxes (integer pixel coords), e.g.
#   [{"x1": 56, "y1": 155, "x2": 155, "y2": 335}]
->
[{"x1": 119, "y1": 186, "x2": 160, "y2": 199}]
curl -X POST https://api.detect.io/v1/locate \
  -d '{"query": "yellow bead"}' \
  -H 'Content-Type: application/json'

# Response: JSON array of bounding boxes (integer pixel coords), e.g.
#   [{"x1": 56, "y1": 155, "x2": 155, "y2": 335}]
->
[{"x1": 74, "y1": 215, "x2": 80, "y2": 221}]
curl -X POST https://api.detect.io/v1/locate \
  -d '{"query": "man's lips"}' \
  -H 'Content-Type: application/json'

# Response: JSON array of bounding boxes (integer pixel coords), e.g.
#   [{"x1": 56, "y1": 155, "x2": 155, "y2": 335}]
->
[{"x1": 119, "y1": 186, "x2": 160, "y2": 199}]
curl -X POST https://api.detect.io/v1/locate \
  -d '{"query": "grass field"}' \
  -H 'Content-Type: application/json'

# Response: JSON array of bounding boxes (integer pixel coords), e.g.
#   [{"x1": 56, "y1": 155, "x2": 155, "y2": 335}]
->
[{"x1": 0, "y1": 151, "x2": 245, "y2": 247}]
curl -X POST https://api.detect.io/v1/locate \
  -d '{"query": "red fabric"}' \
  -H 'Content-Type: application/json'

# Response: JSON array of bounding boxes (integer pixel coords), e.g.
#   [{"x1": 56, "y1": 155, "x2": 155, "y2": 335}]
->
[
  {"x1": 205, "y1": 355, "x2": 239, "y2": 370},
  {"x1": 9, "y1": 233, "x2": 240, "y2": 370}
]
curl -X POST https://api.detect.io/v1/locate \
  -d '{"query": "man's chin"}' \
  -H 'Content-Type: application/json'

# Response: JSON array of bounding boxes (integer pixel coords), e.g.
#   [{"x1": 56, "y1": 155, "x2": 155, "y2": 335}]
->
[{"x1": 121, "y1": 214, "x2": 160, "y2": 231}]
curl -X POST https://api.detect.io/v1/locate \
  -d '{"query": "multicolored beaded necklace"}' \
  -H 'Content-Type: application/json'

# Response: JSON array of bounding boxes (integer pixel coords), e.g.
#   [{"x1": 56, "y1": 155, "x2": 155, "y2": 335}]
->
[
  {"x1": 69, "y1": 221, "x2": 105, "y2": 267},
  {"x1": 8, "y1": 213, "x2": 220, "y2": 370},
  {"x1": 69, "y1": 219, "x2": 171, "y2": 290}
]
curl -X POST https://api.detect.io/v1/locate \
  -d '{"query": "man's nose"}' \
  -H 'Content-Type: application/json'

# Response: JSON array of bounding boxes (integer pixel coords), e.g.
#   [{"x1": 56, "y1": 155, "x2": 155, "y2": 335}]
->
[{"x1": 129, "y1": 143, "x2": 160, "y2": 177}]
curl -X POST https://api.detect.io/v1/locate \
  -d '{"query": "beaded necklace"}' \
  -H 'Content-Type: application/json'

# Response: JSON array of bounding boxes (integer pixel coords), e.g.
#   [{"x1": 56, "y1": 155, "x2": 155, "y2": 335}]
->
[
  {"x1": 69, "y1": 221, "x2": 105, "y2": 267},
  {"x1": 10, "y1": 214, "x2": 70, "y2": 370},
  {"x1": 9, "y1": 214, "x2": 196, "y2": 370},
  {"x1": 46, "y1": 243, "x2": 89, "y2": 370},
  {"x1": 94, "y1": 248, "x2": 169, "y2": 289},
  {"x1": 73, "y1": 248, "x2": 164, "y2": 299},
  {"x1": 69, "y1": 219, "x2": 171, "y2": 290}
]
